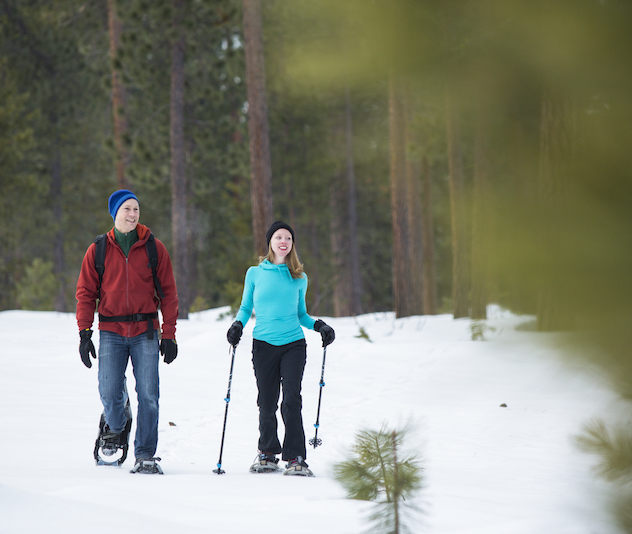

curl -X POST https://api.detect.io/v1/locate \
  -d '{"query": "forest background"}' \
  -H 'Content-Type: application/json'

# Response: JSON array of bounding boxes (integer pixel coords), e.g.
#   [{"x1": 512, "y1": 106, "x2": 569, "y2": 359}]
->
[
  {"x1": 2, "y1": 1, "x2": 632, "y2": 524},
  {"x1": 1, "y1": 0, "x2": 631, "y2": 348}
]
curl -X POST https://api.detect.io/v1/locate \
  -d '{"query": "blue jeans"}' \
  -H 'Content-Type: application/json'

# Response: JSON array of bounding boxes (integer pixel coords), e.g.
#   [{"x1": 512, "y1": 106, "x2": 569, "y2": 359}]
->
[{"x1": 98, "y1": 330, "x2": 160, "y2": 459}]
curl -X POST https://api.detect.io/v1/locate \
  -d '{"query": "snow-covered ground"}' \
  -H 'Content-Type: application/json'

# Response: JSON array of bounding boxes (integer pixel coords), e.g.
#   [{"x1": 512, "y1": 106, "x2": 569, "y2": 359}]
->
[{"x1": 0, "y1": 306, "x2": 626, "y2": 533}]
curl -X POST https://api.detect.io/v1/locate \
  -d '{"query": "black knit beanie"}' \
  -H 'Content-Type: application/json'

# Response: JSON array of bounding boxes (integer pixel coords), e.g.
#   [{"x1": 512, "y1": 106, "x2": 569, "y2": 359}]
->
[{"x1": 266, "y1": 221, "x2": 295, "y2": 246}]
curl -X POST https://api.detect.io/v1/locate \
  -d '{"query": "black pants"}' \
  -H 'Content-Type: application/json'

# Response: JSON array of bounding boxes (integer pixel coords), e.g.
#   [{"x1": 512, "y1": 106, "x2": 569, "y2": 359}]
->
[{"x1": 252, "y1": 338, "x2": 307, "y2": 461}]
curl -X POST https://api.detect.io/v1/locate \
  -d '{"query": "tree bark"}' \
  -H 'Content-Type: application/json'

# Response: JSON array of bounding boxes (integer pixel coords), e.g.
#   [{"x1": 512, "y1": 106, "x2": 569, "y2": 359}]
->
[
  {"x1": 243, "y1": 0, "x2": 273, "y2": 256},
  {"x1": 389, "y1": 75, "x2": 412, "y2": 318},
  {"x1": 471, "y1": 113, "x2": 489, "y2": 320},
  {"x1": 537, "y1": 89, "x2": 575, "y2": 331},
  {"x1": 345, "y1": 89, "x2": 363, "y2": 316},
  {"x1": 421, "y1": 155, "x2": 438, "y2": 314},
  {"x1": 51, "y1": 125, "x2": 66, "y2": 312},
  {"x1": 107, "y1": 0, "x2": 129, "y2": 189},
  {"x1": 445, "y1": 91, "x2": 470, "y2": 319},
  {"x1": 403, "y1": 86, "x2": 424, "y2": 316},
  {"x1": 170, "y1": 0, "x2": 189, "y2": 319},
  {"x1": 330, "y1": 181, "x2": 350, "y2": 317}
]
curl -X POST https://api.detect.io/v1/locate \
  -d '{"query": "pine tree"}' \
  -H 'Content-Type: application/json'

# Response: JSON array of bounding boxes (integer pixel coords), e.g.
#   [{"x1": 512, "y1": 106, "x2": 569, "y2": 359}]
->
[{"x1": 333, "y1": 426, "x2": 423, "y2": 534}]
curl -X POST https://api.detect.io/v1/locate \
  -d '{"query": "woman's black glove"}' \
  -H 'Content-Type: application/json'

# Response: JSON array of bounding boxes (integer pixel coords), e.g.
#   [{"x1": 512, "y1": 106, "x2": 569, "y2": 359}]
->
[
  {"x1": 227, "y1": 320, "x2": 243, "y2": 346},
  {"x1": 160, "y1": 338, "x2": 178, "y2": 364},
  {"x1": 79, "y1": 329, "x2": 97, "y2": 368},
  {"x1": 314, "y1": 319, "x2": 335, "y2": 347}
]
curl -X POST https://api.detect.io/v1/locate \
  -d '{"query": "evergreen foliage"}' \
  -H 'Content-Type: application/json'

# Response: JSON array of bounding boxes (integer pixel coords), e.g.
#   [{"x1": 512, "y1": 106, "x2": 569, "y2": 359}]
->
[
  {"x1": 575, "y1": 419, "x2": 632, "y2": 532},
  {"x1": 333, "y1": 426, "x2": 423, "y2": 534},
  {"x1": 575, "y1": 419, "x2": 632, "y2": 484},
  {"x1": 16, "y1": 258, "x2": 57, "y2": 311}
]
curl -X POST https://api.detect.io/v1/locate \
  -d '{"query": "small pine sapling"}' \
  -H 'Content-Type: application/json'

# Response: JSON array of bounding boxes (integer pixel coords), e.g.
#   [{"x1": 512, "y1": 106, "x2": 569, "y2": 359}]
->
[
  {"x1": 333, "y1": 425, "x2": 423, "y2": 534},
  {"x1": 355, "y1": 326, "x2": 372, "y2": 342}
]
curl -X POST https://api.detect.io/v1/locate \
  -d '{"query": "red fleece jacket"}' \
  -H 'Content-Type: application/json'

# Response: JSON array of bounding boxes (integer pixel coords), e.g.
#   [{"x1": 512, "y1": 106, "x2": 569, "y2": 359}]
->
[{"x1": 76, "y1": 224, "x2": 179, "y2": 339}]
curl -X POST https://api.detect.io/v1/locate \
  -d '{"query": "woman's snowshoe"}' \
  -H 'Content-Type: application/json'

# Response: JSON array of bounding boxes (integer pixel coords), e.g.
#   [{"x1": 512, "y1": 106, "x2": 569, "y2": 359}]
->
[
  {"x1": 249, "y1": 453, "x2": 282, "y2": 473},
  {"x1": 283, "y1": 456, "x2": 314, "y2": 477}
]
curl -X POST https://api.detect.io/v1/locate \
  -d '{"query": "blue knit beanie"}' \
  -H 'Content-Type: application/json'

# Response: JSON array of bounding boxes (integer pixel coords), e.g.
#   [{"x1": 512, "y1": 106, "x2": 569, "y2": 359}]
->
[{"x1": 108, "y1": 189, "x2": 138, "y2": 221}]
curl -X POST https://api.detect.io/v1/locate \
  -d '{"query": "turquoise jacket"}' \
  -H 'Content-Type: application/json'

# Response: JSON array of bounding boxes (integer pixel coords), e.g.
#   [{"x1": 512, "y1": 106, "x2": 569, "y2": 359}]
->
[{"x1": 235, "y1": 260, "x2": 316, "y2": 346}]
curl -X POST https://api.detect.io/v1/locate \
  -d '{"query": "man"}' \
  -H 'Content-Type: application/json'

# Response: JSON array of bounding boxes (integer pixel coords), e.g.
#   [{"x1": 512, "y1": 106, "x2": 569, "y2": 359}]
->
[{"x1": 76, "y1": 189, "x2": 179, "y2": 474}]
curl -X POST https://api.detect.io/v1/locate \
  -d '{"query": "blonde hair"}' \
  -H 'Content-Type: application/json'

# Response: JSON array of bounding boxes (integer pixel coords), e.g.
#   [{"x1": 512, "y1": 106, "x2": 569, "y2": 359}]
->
[{"x1": 260, "y1": 244, "x2": 305, "y2": 279}]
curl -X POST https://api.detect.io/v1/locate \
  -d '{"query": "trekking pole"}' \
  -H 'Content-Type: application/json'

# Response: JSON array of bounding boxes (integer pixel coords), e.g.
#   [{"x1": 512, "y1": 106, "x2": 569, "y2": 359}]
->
[
  {"x1": 308, "y1": 346, "x2": 327, "y2": 448},
  {"x1": 213, "y1": 344, "x2": 237, "y2": 474}
]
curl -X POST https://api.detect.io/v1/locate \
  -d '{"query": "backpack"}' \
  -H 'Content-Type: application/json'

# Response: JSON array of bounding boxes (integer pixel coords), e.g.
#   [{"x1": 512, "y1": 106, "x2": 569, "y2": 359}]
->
[{"x1": 93, "y1": 233, "x2": 165, "y2": 300}]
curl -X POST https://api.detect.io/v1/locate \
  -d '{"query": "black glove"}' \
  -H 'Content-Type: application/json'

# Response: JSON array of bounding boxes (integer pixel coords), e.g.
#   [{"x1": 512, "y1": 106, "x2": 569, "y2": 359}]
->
[
  {"x1": 227, "y1": 320, "x2": 243, "y2": 346},
  {"x1": 314, "y1": 319, "x2": 335, "y2": 347},
  {"x1": 79, "y1": 329, "x2": 97, "y2": 368},
  {"x1": 160, "y1": 338, "x2": 178, "y2": 364}
]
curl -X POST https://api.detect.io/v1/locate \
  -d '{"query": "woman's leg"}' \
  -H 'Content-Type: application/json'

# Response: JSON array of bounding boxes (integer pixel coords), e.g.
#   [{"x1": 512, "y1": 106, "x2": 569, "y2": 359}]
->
[
  {"x1": 280, "y1": 340, "x2": 307, "y2": 461},
  {"x1": 252, "y1": 340, "x2": 282, "y2": 455}
]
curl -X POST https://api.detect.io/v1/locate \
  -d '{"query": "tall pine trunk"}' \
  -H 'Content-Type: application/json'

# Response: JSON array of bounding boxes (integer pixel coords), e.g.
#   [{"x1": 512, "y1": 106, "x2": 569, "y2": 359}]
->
[
  {"x1": 243, "y1": 0, "x2": 273, "y2": 256},
  {"x1": 107, "y1": 0, "x2": 129, "y2": 189},
  {"x1": 421, "y1": 155, "x2": 438, "y2": 314},
  {"x1": 445, "y1": 91, "x2": 470, "y2": 319},
  {"x1": 389, "y1": 75, "x2": 412, "y2": 318},
  {"x1": 170, "y1": 0, "x2": 189, "y2": 319},
  {"x1": 343, "y1": 90, "x2": 363, "y2": 316},
  {"x1": 471, "y1": 113, "x2": 489, "y2": 320},
  {"x1": 330, "y1": 181, "x2": 350, "y2": 317},
  {"x1": 331, "y1": 91, "x2": 363, "y2": 317},
  {"x1": 537, "y1": 89, "x2": 575, "y2": 331},
  {"x1": 403, "y1": 87, "x2": 424, "y2": 316},
  {"x1": 51, "y1": 119, "x2": 66, "y2": 312}
]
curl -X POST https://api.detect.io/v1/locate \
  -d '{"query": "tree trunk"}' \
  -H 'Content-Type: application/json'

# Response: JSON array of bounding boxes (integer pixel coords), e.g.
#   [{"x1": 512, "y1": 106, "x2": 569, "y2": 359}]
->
[
  {"x1": 329, "y1": 156, "x2": 353, "y2": 317},
  {"x1": 389, "y1": 75, "x2": 412, "y2": 318},
  {"x1": 308, "y1": 216, "x2": 323, "y2": 315},
  {"x1": 107, "y1": 0, "x2": 129, "y2": 189},
  {"x1": 471, "y1": 113, "x2": 489, "y2": 320},
  {"x1": 403, "y1": 87, "x2": 424, "y2": 316},
  {"x1": 345, "y1": 89, "x2": 363, "y2": 316},
  {"x1": 170, "y1": 0, "x2": 189, "y2": 319},
  {"x1": 421, "y1": 155, "x2": 438, "y2": 314},
  {"x1": 243, "y1": 0, "x2": 273, "y2": 256},
  {"x1": 537, "y1": 89, "x2": 575, "y2": 331},
  {"x1": 445, "y1": 91, "x2": 470, "y2": 319},
  {"x1": 51, "y1": 128, "x2": 66, "y2": 312}
]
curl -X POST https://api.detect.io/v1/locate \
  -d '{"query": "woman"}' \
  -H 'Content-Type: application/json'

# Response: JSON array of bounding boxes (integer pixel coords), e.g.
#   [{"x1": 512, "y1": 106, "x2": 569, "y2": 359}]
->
[{"x1": 227, "y1": 221, "x2": 335, "y2": 476}]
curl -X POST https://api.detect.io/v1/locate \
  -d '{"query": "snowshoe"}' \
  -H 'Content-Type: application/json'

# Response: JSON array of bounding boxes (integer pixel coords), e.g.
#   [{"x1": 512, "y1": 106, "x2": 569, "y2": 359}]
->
[
  {"x1": 250, "y1": 453, "x2": 282, "y2": 473},
  {"x1": 283, "y1": 456, "x2": 314, "y2": 477},
  {"x1": 130, "y1": 457, "x2": 163, "y2": 475},
  {"x1": 94, "y1": 400, "x2": 132, "y2": 466}
]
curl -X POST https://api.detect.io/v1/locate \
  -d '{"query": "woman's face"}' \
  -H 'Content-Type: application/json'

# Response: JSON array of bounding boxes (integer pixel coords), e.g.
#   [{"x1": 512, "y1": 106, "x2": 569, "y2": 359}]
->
[
  {"x1": 270, "y1": 228, "x2": 293, "y2": 264},
  {"x1": 114, "y1": 198, "x2": 140, "y2": 234}
]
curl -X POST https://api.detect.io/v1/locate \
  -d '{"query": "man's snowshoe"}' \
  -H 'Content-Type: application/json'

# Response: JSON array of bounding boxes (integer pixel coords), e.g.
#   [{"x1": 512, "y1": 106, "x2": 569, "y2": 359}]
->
[
  {"x1": 94, "y1": 400, "x2": 132, "y2": 466},
  {"x1": 283, "y1": 456, "x2": 314, "y2": 477},
  {"x1": 250, "y1": 452, "x2": 282, "y2": 473},
  {"x1": 130, "y1": 457, "x2": 163, "y2": 475}
]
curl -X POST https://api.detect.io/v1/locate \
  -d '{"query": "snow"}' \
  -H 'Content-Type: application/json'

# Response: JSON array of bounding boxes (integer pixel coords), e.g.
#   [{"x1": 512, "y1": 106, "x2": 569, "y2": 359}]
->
[{"x1": 0, "y1": 306, "x2": 626, "y2": 533}]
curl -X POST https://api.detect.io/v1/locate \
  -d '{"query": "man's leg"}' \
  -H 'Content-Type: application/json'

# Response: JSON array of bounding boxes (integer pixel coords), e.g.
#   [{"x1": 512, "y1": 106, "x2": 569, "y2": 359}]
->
[
  {"x1": 98, "y1": 330, "x2": 129, "y2": 433},
  {"x1": 130, "y1": 331, "x2": 160, "y2": 459}
]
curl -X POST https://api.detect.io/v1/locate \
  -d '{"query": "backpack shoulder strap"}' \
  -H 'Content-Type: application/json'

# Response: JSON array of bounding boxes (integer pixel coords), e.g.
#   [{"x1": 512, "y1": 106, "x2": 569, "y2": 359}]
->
[
  {"x1": 145, "y1": 233, "x2": 165, "y2": 299},
  {"x1": 94, "y1": 234, "x2": 107, "y2": 298}
]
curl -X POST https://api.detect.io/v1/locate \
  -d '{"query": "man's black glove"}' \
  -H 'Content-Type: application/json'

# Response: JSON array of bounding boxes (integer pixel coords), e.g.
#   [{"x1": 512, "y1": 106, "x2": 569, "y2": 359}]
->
[
  {"x1": 79, "y1": 329, "x2": 97, "y2": 368},
  {"x1": 160, "y1": 338, "x2": 178, "y2": 364},
  {"x1": 227, "y1": 320, "x2": 243, "y2": 346},
  {"x1": 314, "y1": 319, "x2": 335, "y2": 347}
]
